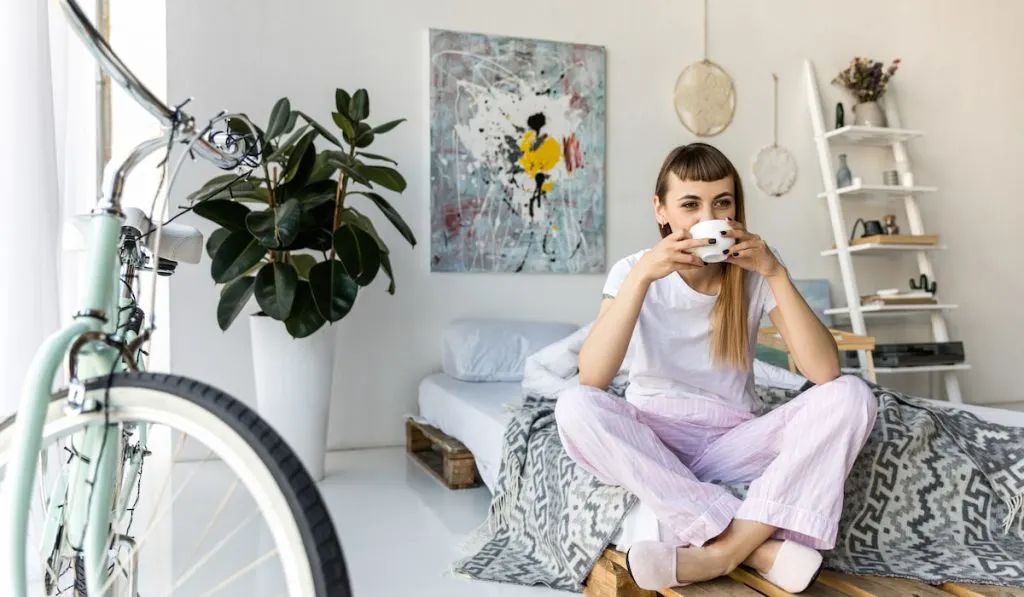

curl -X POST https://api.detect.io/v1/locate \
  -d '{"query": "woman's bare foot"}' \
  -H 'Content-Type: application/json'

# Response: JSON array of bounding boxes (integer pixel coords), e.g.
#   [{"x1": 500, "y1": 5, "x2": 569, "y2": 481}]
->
[
  {"x1": 673, "y1": 546, "x2": 733, "y2": 584},
  {"x1": 670, "y1": 519, "x2": 780, "y2": 583},
  {"x1": 743, "y1": 539, "x2": 784, "y2": 575}
]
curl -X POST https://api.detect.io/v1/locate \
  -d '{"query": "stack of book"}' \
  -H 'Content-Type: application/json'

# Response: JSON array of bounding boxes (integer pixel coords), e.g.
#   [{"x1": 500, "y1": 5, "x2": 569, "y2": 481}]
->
[{"x1": 860, "y1": 289, "x2": 936, "y2": 306}]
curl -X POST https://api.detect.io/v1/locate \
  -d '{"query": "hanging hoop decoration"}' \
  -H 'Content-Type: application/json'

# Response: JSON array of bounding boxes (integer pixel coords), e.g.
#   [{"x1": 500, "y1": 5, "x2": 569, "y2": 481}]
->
[
  {"x1": 752, "y1": 73, "x2": 797, "y2": 197},
  {"x1": 673, "y1": 0, "x2": 736, "y2": 137}
]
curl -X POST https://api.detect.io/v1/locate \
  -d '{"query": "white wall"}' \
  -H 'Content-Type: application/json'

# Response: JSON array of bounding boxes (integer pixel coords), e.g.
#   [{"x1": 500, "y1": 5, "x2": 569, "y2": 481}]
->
[{"x1": 166, "y1": 0, "x2": 1024, "y2": 449}]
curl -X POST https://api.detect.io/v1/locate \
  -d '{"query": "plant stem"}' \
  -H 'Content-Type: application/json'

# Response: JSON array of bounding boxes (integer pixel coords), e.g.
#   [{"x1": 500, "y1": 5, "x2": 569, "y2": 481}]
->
[
  {"x1": 263, "y1": 163, "x2": 277, "y2": 208},
  {"x1": 328, "y1": 144, "x2": 357, "y2": 262}
]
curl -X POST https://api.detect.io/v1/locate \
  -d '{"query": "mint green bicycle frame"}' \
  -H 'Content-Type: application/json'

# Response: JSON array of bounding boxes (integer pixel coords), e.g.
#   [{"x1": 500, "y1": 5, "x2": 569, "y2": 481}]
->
[
  {"x1": 2, "y1": 1, "x2": 258, "y2": 592},
  {"x1": 2, "y1": 155, "x2": 157, "y2": 596}
]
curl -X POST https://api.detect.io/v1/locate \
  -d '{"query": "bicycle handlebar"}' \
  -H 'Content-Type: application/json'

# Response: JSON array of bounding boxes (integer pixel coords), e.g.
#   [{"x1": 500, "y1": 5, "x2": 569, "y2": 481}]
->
[
  {"x1": 57, "y1": 0, "x2": 176, "y2": 126},
  {"x1": 57, "y1": 0, "x2": 261, "y2": 212}
]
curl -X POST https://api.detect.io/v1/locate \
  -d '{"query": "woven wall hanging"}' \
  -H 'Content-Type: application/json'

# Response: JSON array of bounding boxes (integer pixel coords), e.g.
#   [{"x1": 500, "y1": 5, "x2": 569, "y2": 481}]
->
[
  {"x1": 751, "y1": 73, "x2": 797, "y2": 197},
  {"x1": 673, "y1": 0, "x2": 735, "y2": 137}
]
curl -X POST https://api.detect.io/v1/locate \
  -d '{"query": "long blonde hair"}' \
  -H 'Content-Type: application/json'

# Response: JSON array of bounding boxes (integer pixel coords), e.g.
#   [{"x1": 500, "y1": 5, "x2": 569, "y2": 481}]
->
[{"x1": 654, "y1": 143, "x2": 749, "y2": 371}]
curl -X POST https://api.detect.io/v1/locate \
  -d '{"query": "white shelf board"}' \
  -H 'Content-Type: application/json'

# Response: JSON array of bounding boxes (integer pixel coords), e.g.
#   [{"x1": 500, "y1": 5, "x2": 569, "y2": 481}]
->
[
  {"x1": 821, "y1": 244, "x2": 947, "y2": 256},
  {"x1": 824, "y1": 125, "x2": 924, "y2": 146},
  {"x1": 817, "y1": 183, "x2": 937, "y2": 199},
  {"x1": 843, "y1": 363, "x2": 972, "y2": 375},
  {"x1": 826, "y1": 303, "x2": 958, "y2": 316}
]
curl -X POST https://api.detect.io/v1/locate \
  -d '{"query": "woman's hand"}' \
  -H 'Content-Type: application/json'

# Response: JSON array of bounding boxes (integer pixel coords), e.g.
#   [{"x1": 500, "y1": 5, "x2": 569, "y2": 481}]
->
[
  {"x1": 637, "y1": 229, "x2": 713, "y2": 282},
  {"x1": 723, "y1": 219, "x2": 785, "y2": 278}
]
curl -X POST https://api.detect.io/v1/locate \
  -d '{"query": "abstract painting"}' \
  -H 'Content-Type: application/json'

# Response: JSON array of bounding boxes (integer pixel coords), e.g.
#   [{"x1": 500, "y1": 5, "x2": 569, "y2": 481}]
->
[{"x1": 429, "y1": 29, "x2": 606, "y2": 273}]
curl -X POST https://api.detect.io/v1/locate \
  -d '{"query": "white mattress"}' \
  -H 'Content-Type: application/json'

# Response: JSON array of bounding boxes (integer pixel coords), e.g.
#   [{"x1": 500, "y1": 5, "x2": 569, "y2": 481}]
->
[
  {"x1": 417, "y1": 373, "x2": 521, "y2": 492},
  {"x1": 416, "y1": 372, "x2": 1024, "y2": 550}
]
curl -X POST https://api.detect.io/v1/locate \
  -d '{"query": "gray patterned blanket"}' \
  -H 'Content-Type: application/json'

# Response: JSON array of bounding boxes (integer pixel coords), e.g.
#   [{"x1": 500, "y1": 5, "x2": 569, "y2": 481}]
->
[{"x1": 452, "y1": 383, "x2": 1024, "y2": 592}]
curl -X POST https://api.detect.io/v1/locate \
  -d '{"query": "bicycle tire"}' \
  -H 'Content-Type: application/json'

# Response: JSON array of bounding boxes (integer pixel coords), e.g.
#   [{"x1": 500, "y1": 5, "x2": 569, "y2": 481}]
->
[{"x1": 0, "y1": 372, "x2": 352, "y2": 597}]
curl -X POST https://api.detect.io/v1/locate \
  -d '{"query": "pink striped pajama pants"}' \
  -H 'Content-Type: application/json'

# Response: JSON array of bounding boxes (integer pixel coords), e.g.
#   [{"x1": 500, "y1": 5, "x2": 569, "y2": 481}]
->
[{"x1": 555, "y1": 375, "x2": 877, "y2": 551}]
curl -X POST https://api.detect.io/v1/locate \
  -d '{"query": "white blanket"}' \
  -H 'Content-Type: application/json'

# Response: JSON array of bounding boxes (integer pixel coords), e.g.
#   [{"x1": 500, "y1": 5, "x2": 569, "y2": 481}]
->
[{"x1": 522, "y1": 322, "x2": 808, "y2": 400}]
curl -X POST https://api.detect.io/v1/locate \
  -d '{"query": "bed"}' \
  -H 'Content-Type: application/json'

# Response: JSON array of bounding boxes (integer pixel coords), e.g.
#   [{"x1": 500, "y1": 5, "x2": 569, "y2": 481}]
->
[{"x1": 413, "y1": 318, "x2": 1024, "y2": 557}]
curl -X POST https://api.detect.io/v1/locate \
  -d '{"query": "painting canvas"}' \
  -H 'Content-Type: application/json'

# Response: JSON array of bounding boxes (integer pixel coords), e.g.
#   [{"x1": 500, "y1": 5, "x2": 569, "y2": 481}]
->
[{"x1": 429, "y1": 29, "x2": 606, "y2": 273}]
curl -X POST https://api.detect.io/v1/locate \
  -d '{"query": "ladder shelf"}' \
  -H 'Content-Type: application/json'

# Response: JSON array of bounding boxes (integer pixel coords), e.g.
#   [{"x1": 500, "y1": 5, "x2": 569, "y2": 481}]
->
[{"x1": 803, "y1": 58, "x2": 965, "y2": 403}]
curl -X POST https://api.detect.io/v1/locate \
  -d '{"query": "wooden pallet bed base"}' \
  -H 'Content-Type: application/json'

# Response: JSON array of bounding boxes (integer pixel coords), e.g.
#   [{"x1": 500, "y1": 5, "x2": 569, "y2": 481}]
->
[
  {"x1": 584, "y1": 549, "x2": 1024, "y2": 597},
  {"x1": 404, "y1": 417, "x2": 481, "y2": 490}
]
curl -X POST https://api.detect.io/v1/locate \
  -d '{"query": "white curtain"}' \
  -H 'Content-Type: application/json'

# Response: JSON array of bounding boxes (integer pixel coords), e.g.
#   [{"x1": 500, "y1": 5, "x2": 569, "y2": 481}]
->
[{"x1": 0, "y1": 1, "x2": 96, "y2": 417}]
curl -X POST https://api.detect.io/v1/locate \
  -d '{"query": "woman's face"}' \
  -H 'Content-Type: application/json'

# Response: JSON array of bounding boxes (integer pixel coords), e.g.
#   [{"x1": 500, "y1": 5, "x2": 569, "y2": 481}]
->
[{"x1": 654, "y1": 173, "x2": 737, "y2": 234}]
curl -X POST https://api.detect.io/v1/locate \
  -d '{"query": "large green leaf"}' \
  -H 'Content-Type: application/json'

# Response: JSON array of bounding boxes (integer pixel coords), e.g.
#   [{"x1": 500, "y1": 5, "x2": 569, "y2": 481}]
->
[
  {"x1": 378, "y1": 251, "x2": 396, "y2": 294},
  {"x1": 349, "y1": 192, "x2": 416, "y2": 246},
  {"x1": 284, "y1": 281, "x2": 326, "y2": 338},
  {"x1": 332, "y1": 111, "x2": 356, "y2": 144},
  {"x1": 356, "y1": 152, "x2": 397, "y2": 165},
  {"x1": 206, "y1": 228, "x2": 231, "y2": 259},
  {"x1": 283, "y1": 228, "x2": 333, "y2": 251},
  {"x1": 349, "y1": 89, "x2": 369, "y2": 122},
  {"x1": 324, "y1": 151, "x2": 371, "y2": 187},
  {"x1": 308, "y1": 260, "x2": 358, "y2": 322},
  {"x1": 283, "y1": 110, "x2": 298, "y2": 135},
  {"x1": 193, "y1": 199, "x2": 251, "y2": 232},
  {"x1": 217, "y1": 276, "x2": 255, "y2": 331},
  {"x1": 188, "y1": 174, "x2": 241, "y2": 203},
  {"x1": 282, "y1": 130, "x2": 318, "y2": 185},
  {"x1": 227, "y1": 115, "x2": 264, "y2": 140},
  {"x1": 335, "y1": 89, "x2": 351, "y2": 116},
  {"x1": 197, "y1": 179, "x2": 270, "y2": 204},
  {"x1": 354, "y1": 122, "x2": 374, "y2": 148},
  {"x1": 295, "y1": 179, "x2": 338, "y2": 209},
  {"x1": 290, "y1": 254, "x2": 317, "y2": 280},
  {"x1": 227, "y1": 187, "x2": 270, "y2": 204},
  {"x1": 266, "y1": 125, "x2": 310, "y2": 163},
  {"x1": 211, "y1": 230, "x2": 266, "y2": 284},
  {"x1": 309, "y1": 151, "x2": 338, "y2": 183},
  {"x1": 255, "y1": 262, "x2": 298, "y2": 321},
  {"x1": 360, "y1": 165, "x2": 406, "y2": 193},
  {"x1": 295, "y1": 111, "x2": 343, "y2": 148},
  {"x1": 333, "y1": 223, "x2": 381, "y2": 286},
  {"x1": 278, "y1": 149, "x2": 317, "y2": 199},
  {"x1": 245, "y1": 199, "x2": 301, "y2": 248},
  {"x1": 265, "y1": 97, "x2": 291, "y2": 140},
  {"x1": 341, "y1": 209, "x2": 396, "y2": 293},
  {"x1": 366, "y1": 118, "x2": 405, "y2": 136},
  {"x1": 340, "y1": 208, "x2": 386, "y2": 250},
  {"x1": 266, "y1": 124, "x2": 309, "y2": 163}
]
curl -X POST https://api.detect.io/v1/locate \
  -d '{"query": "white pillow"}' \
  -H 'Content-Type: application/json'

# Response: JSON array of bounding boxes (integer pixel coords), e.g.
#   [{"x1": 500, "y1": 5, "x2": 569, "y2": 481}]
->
[{"x1": 442, "y1": 318, "x2": 580, "y2": 382}]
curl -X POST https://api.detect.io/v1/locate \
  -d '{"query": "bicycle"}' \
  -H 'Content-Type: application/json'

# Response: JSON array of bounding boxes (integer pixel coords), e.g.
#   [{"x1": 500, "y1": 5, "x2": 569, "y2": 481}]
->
[{"x1": 0, "y1": 1, "x2": 351, "y2": 595}]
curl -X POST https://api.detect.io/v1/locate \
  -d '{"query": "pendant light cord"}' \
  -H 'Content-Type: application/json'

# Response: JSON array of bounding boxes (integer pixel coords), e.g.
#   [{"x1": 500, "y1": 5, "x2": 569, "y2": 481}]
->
[
  {"x1": 772, "y1": 73, "x2": 779, "y2": 147},
  {"x1": 702, "y1": 0, "x2": 708, "y2": 62}
]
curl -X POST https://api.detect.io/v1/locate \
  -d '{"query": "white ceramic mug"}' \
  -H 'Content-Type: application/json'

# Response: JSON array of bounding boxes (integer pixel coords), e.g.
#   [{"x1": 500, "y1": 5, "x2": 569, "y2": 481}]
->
[{"x1": 686, "y1": 219, "x2": 735, "y2": 263}]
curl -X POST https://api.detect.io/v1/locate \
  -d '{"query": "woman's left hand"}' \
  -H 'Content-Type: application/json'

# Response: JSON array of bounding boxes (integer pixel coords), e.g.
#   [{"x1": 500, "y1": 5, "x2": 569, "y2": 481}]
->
[{"x1": 722, "y1": 218, "x2": 785, "y2": 278}]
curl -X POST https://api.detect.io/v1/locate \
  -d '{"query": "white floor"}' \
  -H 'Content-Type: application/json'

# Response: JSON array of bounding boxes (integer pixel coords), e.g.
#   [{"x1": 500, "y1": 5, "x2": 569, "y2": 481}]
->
[
  {"x1": 23, "y1": 446, "x2": 564, "y2": 596},
  {"x1": 320, "y1": 447, "x2": 566, "y2": 596}
]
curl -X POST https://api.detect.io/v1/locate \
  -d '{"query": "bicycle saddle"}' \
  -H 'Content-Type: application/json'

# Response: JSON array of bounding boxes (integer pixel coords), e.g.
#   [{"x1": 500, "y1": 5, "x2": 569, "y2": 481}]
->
[{"x1": 65, "y1": 208, "x2": 204, "y2": 264}]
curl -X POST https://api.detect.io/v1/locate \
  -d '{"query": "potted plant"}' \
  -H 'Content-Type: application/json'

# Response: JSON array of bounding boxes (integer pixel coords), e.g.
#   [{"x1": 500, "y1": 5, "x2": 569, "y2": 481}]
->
[
  {"x1": 186, "y1": 88, "x2": 416, "y2": 480},
  {"x1": 832, "y1": 57, "x2": 900, "y2": 127}
]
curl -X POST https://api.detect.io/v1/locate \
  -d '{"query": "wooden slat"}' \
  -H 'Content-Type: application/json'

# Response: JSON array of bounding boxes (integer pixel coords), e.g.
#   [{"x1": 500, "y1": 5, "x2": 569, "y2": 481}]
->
[
  {"x1": 666, "y1": 578, "x2": 762, "y2": 596},
  {"x1": 405, "y1": 418, "x2": 471, "y2": 456},
  {"x1": 817, "y1": 570, "x2": 953, "y2": 597},
  {"x1": 584, "y1": 555, "x2": 656, "y2": 597},
  {"x1": 598, "y1": 549, "x2": 1024, "y2": 597},
  {"x1": 727, "y1": 567, "x2": 850, "y2": 597},
  {"x1": 404, "y1": 418, "x2": 480, "y2": 489},
  {"x1": 940, "y1": 584, "x2": 1024, "y2": 597},
  {"x1": 603, "y1": 551, "x2": 760, "y2": 596},
  {"x1": 758, "y1": 327, "x2": 876, "y2": 352}
]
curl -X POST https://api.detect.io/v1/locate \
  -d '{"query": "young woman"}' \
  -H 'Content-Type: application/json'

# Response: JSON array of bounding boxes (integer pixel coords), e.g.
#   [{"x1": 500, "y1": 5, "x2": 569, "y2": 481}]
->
[{"x1": 555, "y1": 143, "x2": 877, "y2": 593}]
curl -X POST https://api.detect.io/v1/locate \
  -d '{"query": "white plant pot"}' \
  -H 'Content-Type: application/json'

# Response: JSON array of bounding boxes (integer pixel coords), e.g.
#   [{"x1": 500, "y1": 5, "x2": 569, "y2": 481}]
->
[{"x1": 250, "y1": 315, "x2": 335, "y2": 481}]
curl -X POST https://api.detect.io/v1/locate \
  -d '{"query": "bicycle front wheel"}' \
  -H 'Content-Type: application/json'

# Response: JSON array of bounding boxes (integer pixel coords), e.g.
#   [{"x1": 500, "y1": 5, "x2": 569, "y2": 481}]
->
[{"x1": 0, "y1": 372, "x2": 351, "y2": 597}]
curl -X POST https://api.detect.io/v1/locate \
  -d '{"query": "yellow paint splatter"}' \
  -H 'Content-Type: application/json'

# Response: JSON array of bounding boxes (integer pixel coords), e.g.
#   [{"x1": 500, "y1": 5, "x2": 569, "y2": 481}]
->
[{"x1": 518, "y1": 131, "x2": 561, "y2": 182}]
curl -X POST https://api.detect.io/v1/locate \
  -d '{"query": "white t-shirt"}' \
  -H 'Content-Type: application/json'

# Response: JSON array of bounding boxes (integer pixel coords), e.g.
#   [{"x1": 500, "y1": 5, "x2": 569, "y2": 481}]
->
[{"x1": 602, "y1": 249, "x2": 781, "y2": 412}]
